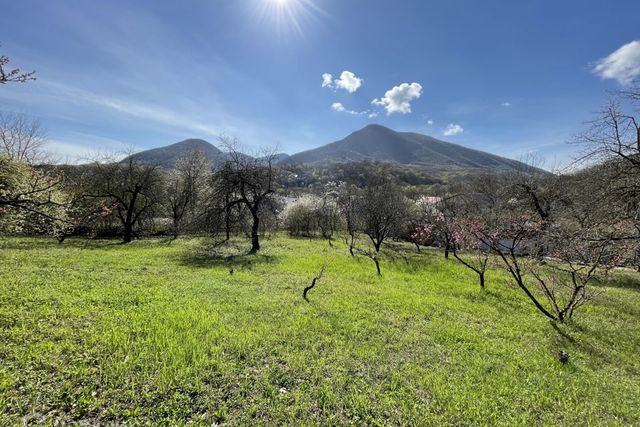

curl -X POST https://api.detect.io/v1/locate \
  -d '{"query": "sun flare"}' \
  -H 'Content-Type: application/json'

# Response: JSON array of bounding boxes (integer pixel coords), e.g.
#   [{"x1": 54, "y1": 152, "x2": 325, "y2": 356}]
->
[{"x1": 253, "y1": 0, "x2": 324, "y2": 37}]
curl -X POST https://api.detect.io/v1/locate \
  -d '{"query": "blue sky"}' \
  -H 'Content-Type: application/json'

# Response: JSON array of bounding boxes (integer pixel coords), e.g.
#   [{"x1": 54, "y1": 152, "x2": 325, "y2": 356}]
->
[{"x1": 1, "y1": 0, "x2": 640, "y2": 165}]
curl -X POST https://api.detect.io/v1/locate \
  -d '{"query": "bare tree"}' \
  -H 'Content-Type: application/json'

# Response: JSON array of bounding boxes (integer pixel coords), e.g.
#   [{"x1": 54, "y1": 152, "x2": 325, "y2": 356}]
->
[
  {"x1": 215, "y1": 137, "x2": 279, "y2": 253},
  {"x1": 574, "y1": 86, "x2": 640, "y2": 169},
  {"x1": 315, "y1": 184, "x2": 341, "y2": 241},
  {"x1": 166, "y1": 150, "x2": 210, "y2": 237},
  {"x1": 473, "y1": 211, "x2": 557, "y2": 319},
  {"x1": 354, "y1": 177, "x2": 408, "y2": 275},
  {"x1": 0, "y1": 156, "x2": 69, "y2": 234},
  {"x1": 416, "y1": 194, "x2": 459, "y2": 258},
  {"x1": 450, "y1": 218, "x2": 490, "y2": 290},
  {"x1": 530, "y1": 233, "x2": 613, "y2": 322},
  {"x1": 0, "y1": 112, "x2": 47, "y2": 164},
  {"x1": 80, "y1": 154, "x2": 164, "y2": 243},
  {"x1": 0, "y1": 44, "x2": 35, "y2": 84},
  {"x1": 506, "y1": 156, "x2": 564, "y2": 224},
  {"x1": 571, "y1": 84, "x2": 640, "y2": 261},
  {"x1": 337, "y1": 183, "x2": 359, "y2": 256}
]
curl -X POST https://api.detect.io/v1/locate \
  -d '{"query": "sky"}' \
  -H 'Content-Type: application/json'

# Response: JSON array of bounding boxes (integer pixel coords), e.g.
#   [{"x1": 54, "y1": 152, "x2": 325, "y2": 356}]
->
[{"x1": 1, "y1": 0, "x2": 640, "y2": 166}]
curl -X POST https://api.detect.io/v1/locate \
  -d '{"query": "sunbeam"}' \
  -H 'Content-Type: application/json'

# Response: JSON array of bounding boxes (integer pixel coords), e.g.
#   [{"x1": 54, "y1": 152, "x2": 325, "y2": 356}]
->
[{"x1": 251, "y1": 0, "x2": 325, "y2": 38}]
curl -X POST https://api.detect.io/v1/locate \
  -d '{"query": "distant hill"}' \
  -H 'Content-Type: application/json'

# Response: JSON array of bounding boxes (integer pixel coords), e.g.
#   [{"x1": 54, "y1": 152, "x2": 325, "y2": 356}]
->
[
  {"x1": 123, "y1": 139, "x2": 292, "y2": 168},
  {"x1": 122, "y1": 125, "x2": 542, "y2": 174},
  {"x1": 123, "y1": 139, "x2": 226, "y2": 168},
  {"x1": 284, "y1": 124, "x2": 539, "y2": 173}
]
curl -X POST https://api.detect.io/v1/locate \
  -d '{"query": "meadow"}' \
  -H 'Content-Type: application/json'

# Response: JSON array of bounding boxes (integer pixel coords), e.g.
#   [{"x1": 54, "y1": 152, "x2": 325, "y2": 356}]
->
[{"x1": 0, "y1": 236, "x2": 639, "y2": 426}]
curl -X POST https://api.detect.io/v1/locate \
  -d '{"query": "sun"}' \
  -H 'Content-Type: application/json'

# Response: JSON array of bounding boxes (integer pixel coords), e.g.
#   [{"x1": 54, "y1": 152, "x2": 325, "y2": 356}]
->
[{"x1": 252, "y1": 0, "x2": 324, "y2": 37}]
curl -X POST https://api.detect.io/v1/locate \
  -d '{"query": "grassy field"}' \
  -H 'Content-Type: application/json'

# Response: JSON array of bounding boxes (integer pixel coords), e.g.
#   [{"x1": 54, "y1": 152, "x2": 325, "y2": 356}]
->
[{"x1": 0, "y1": 236, "x2": 639, "y2": 426}]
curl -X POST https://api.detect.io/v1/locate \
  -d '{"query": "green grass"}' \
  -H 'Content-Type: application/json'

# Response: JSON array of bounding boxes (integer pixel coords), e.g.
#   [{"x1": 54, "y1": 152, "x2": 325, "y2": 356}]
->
[{"x1": 0, "y1": 236, "x2": 639, "y2": 426}]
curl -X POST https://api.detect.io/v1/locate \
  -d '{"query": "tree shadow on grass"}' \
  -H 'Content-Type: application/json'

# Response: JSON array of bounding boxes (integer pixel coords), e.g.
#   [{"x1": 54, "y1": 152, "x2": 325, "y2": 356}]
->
[
  {"x1": 176, "y1": 240, "x2": 277, "y2": 270},
  {"x1": 548, "y1": 321, "x2": 613, "y2": 369},
  {"x1": 0, "y1": 237, "x2": 124, "y2": 251},
  {"x1": 595, "y1": 272, "x2": 640, "y2": 293},
  {"x1": 468, "y1": 288, "x2": 526, "y2": 312},
  {"x1": 378, "y1": 244, "x2": 447, "y2": 275},
  {"x1": 547, "y1": 318, "x2": 640, "y2": 377}
]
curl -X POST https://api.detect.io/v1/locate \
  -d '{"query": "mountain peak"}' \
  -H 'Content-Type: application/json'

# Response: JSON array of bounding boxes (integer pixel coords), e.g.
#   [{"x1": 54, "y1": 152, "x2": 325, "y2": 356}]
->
[
  {"x1": 361, "y1": 123, "x2": 392, "y2": 131},
  {"x1": 171, "y1": 138, "x2": 220, "y2": 151},
  {"x1": 285, "y1": 125, "x2": 539, "y2": 173},
  {"x1": 125, "y1": 138, "x2": 223, "y2": 167},
  {"x1": 355, "y1": 123, "x2": 398, "y2": 136}
]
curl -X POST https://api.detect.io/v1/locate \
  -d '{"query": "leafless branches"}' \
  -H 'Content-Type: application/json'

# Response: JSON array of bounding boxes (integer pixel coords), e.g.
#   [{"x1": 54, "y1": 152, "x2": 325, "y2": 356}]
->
[
  {"x1": 215, "y1": 136, "x2": 280, "y2": 253},
  {"x1": 166, "y1": 150, "x2": 211, "y2": 236},
  {"x1": 303, "y1": 264, "x2": 326, "y2": 302},
  {"x1": 0, "y1": 156, "x2": 69, "y2": 234},
  {"x1": 79, "y1": 152, "x2": 165, "y2": 243},
  {"x1": 0, "y1": 45, "x2": 35, "y2": 84},
  {"x1": 573, "y1": 87, "x2": 640, "y2": 170},
  {"x1": 0, "y1": 112, "x2": 47, "y2": 164}
]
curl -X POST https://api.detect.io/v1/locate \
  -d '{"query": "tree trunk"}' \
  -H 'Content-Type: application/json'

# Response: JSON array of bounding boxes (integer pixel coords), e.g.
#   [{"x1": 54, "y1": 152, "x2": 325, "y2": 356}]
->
[
  {"x1": 374, "y1": 256, "x2": 381, "y2": 275},
  {"x1": 123, "y1": 221, "x2": 133, "y2": 243},
  {"x1": 172, "y1": 220, "x2": 179, "y2": 239},
  {"x1": 348, "y1": 233, "x2": 355, "y2": 257},
  {"x1": 122, "y1": 190, "x2": 138, "y2": 244},
  {"x1": 250, "y1": 212, "x2": 260, "y2": 253},
  {"x1": 479, "y1": 271, "x2": 485, "y2": 290},
  {"x1": 225, "y1": 196, "x2": 231, "y2": 241},
  {"x1": 444, "y1": 244, "x2": 450, "y2": 259}
]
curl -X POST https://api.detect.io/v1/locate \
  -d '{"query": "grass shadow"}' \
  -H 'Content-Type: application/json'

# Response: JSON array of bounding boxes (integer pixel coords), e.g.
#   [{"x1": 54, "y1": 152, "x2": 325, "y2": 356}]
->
[
  {"x1": 595, "y1": 272, "x2": 640, "y2": 293},
  {"x1": 176, "y1": 240, "x2": 277, "y2": 270},
  {"x1": 548, "y1": 321, "x2": 613, "y2": 369},
  {"x1": 384, "y1": 247, "x2": 452, "y2": 275},
  {"x1": 0, "y1": 237, "x2": 125, "y2": 251},
  {"x1": 547, "y1": 319, "x2": 640, "y2": 377}
]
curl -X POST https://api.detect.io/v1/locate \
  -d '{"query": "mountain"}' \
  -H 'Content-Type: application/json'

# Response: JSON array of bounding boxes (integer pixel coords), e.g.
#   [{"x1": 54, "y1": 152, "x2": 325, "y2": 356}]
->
[
  {"x1": 124, "y1": 139, "x2": 293, "y2": 168},
  {"x1": 123, "y1": 125, "x2": 542, "y2": 174},
  {"x1": 125, "y1": 138, "x2": 227, "y2": 167},
  {"x1": 284, "y1": 124, "x2": 538, "y2": 173}
]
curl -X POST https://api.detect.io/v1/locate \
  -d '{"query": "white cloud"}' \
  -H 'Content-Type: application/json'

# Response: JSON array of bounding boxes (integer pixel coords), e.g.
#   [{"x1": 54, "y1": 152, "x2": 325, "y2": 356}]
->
[
  {"x1": 334, "y1": 71, "x2": 363, "y2": 93},
  {"x1": 322, "y1": 73, "x2": 333, "y2": 88},
  {"x1": 593, "y1": 40, "x2": 640, "y2": 85},
  {"x1": 427, "y1": 119, "x2": 434, "y2": 125},
  {"x1": 322, "y1": 70, "x2": 363, "y2": 92},
  {"x1": 371, "y1": 82, "x2": 423, "y2": 115},
  {"x1": 501, "y1": 101, "x2": 512, "y2": 107},
  {"x1": 443, "y1": 123, "x2": 464, "y2": 136},
  {"x1": 331, "y1": 102, "x2": 375, "y2": 117}
]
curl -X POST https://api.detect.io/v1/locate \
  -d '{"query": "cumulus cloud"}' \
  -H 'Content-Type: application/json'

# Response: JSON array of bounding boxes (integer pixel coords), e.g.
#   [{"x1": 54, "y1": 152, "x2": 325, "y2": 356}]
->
[
  {"x1": 331, "y1": 102, "x2": 345, "y2": 112},
  {"x1": 322, "y1": 73, "x2": 333, "y2": 88},
  {"x1": 501, "y1": 101, "x2": 512, "y2": 107},
  {"x1": 443, "y1": 123, "x2": 464, "y2": 136},
  {"x1": 427, "y1": 119, "x2": 434, "y2": 125},
  {"x1": 371, "y1": 82, "x2": 423, "y2": 115},
  {"x1": 334, "y1": 71, "x2": 363, "y2": 93},
  {"x1": 593, "y1": 40, "x2": 640, "y2": 85},
  {"x1": 321, "y1": 70, "x2": 363, "y2": 92}
]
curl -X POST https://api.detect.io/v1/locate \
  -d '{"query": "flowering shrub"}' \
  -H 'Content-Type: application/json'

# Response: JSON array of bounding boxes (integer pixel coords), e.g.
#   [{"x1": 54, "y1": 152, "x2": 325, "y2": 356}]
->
[
  {"x1": 411, "y1": 223, "x2": 434, "y2": 246},
  {"x1": 451, "y1": 218, "x2": 486, "y2": 251}
]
